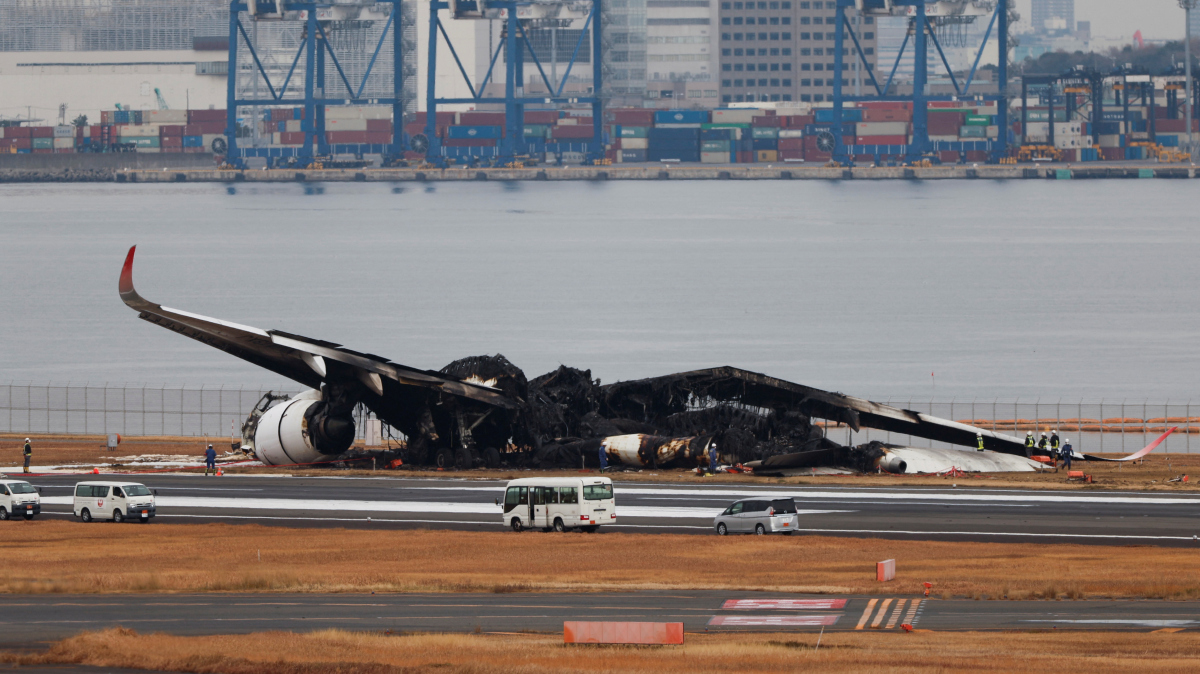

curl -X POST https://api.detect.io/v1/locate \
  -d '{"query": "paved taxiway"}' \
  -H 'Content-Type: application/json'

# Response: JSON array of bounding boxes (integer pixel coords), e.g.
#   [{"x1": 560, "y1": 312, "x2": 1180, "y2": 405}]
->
[
  {"x1": 1, "y1": 592, "x2": 1197, "y2": 646},
  {"x1": 13, "y1": 474, "x2": 1200, "y2": 545}
]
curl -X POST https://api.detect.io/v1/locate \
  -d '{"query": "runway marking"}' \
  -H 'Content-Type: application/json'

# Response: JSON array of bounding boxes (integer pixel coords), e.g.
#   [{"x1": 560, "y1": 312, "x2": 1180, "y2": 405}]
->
[
  {"x1": 870, "y1": 598, "x2": 894, "y2": 629},
  {"x1": 722, "y1": 599, "x2": 847, "y2": 610},
  {"x1": 885, "y1": 599, "x2": 907, "y2": 629},
  {"x1": 855, "y1": 599, "x2": 878, "y2": 630},
  {"x1": 403, "y1": 485, "x2": 1200, "y2": 506},
  {"x1": 903, "y1": 599, "x2": 922, "y2": 626},
  {"x1": 708, "y1": 615, "x2": 840, "y2": 627},
  {"x1": 792, "y1": 528, "x2": 1200, "y2": 542},
  {"x1": 1022, "y1": 620, "x2": 1198, "y2": 627}
]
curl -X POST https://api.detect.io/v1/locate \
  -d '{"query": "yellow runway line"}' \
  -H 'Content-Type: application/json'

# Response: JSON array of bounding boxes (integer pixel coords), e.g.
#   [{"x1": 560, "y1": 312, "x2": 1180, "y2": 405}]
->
[
  {"x1": 870, "y1": 598, "x2": 894, "y2": 629},
  {"x1": 884, "y1": 599, "x2": 907, "y2": 629},
  {"x1": 855, "y1": 598, "x2": 878, "y2": 630}
]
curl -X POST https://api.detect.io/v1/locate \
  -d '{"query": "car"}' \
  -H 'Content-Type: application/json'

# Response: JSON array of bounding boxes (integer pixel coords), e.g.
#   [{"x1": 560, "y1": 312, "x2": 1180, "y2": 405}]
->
[
  {"x1": 72, "y1": 481, "x2": 157, "y2": 523},
  {"x1": 713, "y1": 497, "x2": 798, "y2": 535},
  {"x1": 0, "y1": 479, "x2": 41, "y2": 520}
]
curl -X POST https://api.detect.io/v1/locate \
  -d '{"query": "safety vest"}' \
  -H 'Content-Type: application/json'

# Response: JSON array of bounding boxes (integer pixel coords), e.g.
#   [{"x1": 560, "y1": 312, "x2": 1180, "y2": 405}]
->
[
  {"x1": 1024, "y1": 435, "x2": 1035, "y2": 448},
  {"x1": 23, "y1": 443, "x2": 31, "y2": 456},
  {"x1": 976, "y1": 436, "x2": 985, "y2": 451},
  {"x1": 1050, "y1": 436, "x2": 1060, "y2": 450}
]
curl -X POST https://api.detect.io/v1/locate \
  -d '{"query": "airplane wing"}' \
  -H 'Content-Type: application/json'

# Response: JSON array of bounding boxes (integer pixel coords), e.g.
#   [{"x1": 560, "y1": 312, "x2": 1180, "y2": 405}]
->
[
  {"x1": 602, "y1": 366, "x2": 1029, "y2": 456},
  {"x1": 118, "y1": 246, "x2": 517, "y2": 409}
]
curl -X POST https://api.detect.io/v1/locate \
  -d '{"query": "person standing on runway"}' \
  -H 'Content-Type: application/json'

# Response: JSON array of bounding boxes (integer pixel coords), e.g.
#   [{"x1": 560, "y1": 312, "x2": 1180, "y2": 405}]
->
[
  {"x1": 204, "y1": 444, "x2": 217, "y2": 476},
  {"x1": 22, "y1": 438, "x2": 31, "y2": 474}
]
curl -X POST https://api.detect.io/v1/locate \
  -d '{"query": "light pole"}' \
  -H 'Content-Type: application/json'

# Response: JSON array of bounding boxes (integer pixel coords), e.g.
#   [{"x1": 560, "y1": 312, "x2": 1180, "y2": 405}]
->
[{"x1": 1182, "y1": 0, "x2": 1197, "y2": 145}]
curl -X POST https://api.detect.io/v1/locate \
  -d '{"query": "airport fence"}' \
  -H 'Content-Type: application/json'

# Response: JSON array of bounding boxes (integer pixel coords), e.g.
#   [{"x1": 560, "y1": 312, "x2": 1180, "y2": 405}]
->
[
  {"x1": 0, "y1": 382, "x2": 384, "y2": 441},
  {"x1": 0, "y1": 383, "x2": 1195, "y2": 454}
]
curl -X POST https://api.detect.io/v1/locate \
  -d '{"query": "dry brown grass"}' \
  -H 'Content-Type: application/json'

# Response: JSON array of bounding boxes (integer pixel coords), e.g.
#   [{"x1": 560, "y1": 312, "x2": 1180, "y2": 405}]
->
[
  {"x1": 4, "y1": 627, "x2": 1200, "y2": 673},
  {"x1": 3, "y1": 521, "x2": 1199, "y2": 599},
  {"x1": 5, "y1": 433, "x2": 1200, "y2": 492}
]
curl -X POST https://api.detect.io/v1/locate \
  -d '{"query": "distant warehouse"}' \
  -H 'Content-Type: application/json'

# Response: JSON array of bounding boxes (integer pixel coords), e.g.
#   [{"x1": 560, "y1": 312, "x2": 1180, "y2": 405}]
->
[{"x1": 0, "y1": 0, "x2": 231, "y2": 124}]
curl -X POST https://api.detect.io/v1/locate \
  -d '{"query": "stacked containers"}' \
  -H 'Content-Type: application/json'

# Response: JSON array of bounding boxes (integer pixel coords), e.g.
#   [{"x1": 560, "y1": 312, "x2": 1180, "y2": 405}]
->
[
  {"x1": 700, "y1": 126, "x2": 738, "y2": 163},
  {"x1": 751, "y1": 115, "x2": 780, "y2": 162},
  {"x1": 648, "y1": 109, "x2": 708, "y2": 161}
]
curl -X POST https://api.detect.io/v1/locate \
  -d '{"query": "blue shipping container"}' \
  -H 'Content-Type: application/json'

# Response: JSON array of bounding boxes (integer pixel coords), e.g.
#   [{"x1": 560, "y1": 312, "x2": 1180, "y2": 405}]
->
[
  {"x1": 182, "y1": 135, "x2": 204, "y2": 148},
  {"x1": 447, "y1": 125, "x2": 503, "y2": 139},
  {"x1": 114, "y1": 110, "x2": 131, "y2": 124},
  {"x1": 814, "y1": 109, "x2": 863, "y2": 123},
  {"x1": 1159, "y1": 134, "x2": 1180, "y2": 147},
  {"x1": 654, "y1": 109, "x2": 710, "y2": 125},
  {"x1": 648, "y1": 127, "x2": 701, "y2": 140},
  {"x1": 701, "y1": 128, "x2": 739, "y2": 141},
  {"x1": 648, "y1": 149, "x2": 700, "y2": 162},
  {"x1": 751, "y1": 138, "x2": 778, "y2": 151}
]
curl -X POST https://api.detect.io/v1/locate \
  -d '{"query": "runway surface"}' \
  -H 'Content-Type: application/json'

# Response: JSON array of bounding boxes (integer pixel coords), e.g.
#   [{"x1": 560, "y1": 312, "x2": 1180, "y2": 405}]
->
[
  {"x1": 1, "y1": 592, "x2": 1197, "y2": 646},
  {"x1": 13, "y1": 474, "x2": 1200, "y2": 545}
]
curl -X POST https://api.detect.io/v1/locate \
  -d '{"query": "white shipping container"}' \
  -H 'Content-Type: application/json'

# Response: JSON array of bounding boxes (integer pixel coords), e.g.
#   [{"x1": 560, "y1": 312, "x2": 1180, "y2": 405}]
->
[
  {"x1": 711, "y1": 109, "x2": 760, "y2": 124},
  {"x1": 929, "y1": 134, "x2": 959, "y2": 142},
  {"x1": 621, "y1": 137, "x2": 649, "y2": 150},
  {"x1": 326, "y1": 118, "x2": 368, "y2": 131},
  {"x1": 271, "y1": 132, "x2": 281, "y2": 145},
  {"x1": 326, "y1": 105, "x2": 391, "y2": 120},
  {"x1": 778, "y1": 129, "x2": 804, "y2": 138},
  {"x1": 136, "y1": 147, "x2": 161, "y2": 153},
  {"x1": 145, "y1": 109, "x2": 188, "y2": 124},
  {"x1": 856, "y1": 121, "x2": 908, "y2": 136},
  {"x1": 53, "y1": 137, "x2": 74, "y2": 148},
  {"x1": 1054, "y1": 122, "x2": 1083, "y2": 136},
  {"x1": 986, "y1": 125, "x2": 999, "y2": 137},
  {"x1": 558, "y1": 117, "x2": 579, "y2": 125},
  {"x1": 972, "y1": 106, "x2": 998, "y2": 116},
  {"x1": 1098, "y1": 134, "x2": 1122, "y2": 147},
  {"x1": 117, "y1": 124, "x2": 160, "y2": 137},
  {"x1": 286, "y1": 120, "x2": 303, "y2": 132},
  {"x1": 700, "y1": 151, "x2": 728, "y2": 164},
  {"x1": 1054, "y1": 135, "x2": 1084, "y2": 149},
  {"x1": 54, "y1": 125, "x2": 75, "y2": 138}
]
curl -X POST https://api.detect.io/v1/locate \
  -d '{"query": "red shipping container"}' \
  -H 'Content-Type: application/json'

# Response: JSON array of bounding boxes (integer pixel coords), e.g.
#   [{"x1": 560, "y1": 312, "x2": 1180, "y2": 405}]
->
[
  {"x1": 31, "y1": 126, "x2": 54, "y2": 138},
  {"x1": 1101, "y1": 147, "x2": 1123, "y2": 161},
  {"x1": 326, "y1": 131, "x2": 368, "y2": 143},
  {"x1": 1059, "y1": 149, "x2": 1077, "y2": 162},
  {"x1": 862, "y1": 108, "x2": 912, "y2": 122},
  {"x1": 33, "y1": 148, "x2": 52, "y2": 154},
  {"x1": 778, "y1": 137, "x2": 804, "y2": 151},
  {"x1": 1155, "y1": 118, "x2": 1198, "y2": 133},
  {"x1": 270, "y1": 108, "x2": 294, "y2": 122},
  {"x1": 159, "y1": 125, "x2": 185, "y2": 137},
  {"x1": 779, "y1": 149, "x2": 804, "y2": 160},
  {"x1": 405, "y1": 122, "x2": 447, "y2": 138},
  {"x1": 858, "y1": 101, "x2": 912, "y2": 110},
  {"x1": 551, "y1": 125, "x2": 595, "y2": 139},
  {"x1": 161, "y1": 136, "x2": 183, "y2": 148},
  {"x1": 182, "y1": 146, "x2": 204, "y2": 153},
  {"x1": 366, "y1": 119, "x2": 392, "y2": 132},
  {"x1": 443, "y1": 138, "x2": 496, "y2": 147},
  {"x1": 610, "y1": 139, "x2": 622, "y2": 150},
  {"x1": 781, "y1": 115, "x2": 814, "y2": 128},
  {"x1": 938, "y1": 151, "x2": 960, "y2": 163},
  {"x1": 12, "y1": 138, "x2": 32, "y2": 149},
  {"x1": 6, "y1": 126, "x2": 32, "y2": 138},
  {"x1": 856, "y1": 135, "x2": 907, "y2": 145},
  {"x1": 736, "y1": 151, "x2": 753, "y2": 163},
  {"x1": 364, "y1": 132, "x2": 391, "y2": 144},
  {"x1": 965, "y1": 150, "x2": 988, "y2": 162},
  {"x1": 184, "y1": 122, "x2": 227, "y2": 135},
  {"x1": 459, "y1": 111, "x2": 506, "y2": 126},
  {"x1": 54, "y1": 148, "x2": 74, "y2": 153},
  {"x1": 280, "y1": 132, "x2": 306, "y2": 145},
  {"x1": 524, "y1": 110, "x2": 558, "y2": 124},
  {"x1": 188, "y1": 109, "x2": 227, "y2": 123},
  {"x1": 560, "y1": 117, "x2": 594, "y2": 127},
  {"x1": 413, "y1": 111, "x2": 457, "y2": 126},
  {"x1": 752, "y1": 115, "x2": 782, "y2": 127},
  {"x1": 610, "y1": 109, "x2": 655, "y2": 126}
]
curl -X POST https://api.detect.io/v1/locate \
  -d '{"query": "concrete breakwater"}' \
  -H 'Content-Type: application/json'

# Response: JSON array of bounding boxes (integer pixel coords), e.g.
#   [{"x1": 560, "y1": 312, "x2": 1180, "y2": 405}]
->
[{"x1": 2, "y1": 164, "x2": 1195, "y2": 184}]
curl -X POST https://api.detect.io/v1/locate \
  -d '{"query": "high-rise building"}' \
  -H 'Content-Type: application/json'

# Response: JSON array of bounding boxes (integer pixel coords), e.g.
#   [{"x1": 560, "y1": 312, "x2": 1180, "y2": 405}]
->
[
  {"x1": 1030, "y1": 0, "x2": 1074, "y2": 35},
  {"x1": 717, "y1": 0, "x2": 876, "y2": 104},
  {"x1": 642, "y1": 0, "x2": 719, "y2": 107}
]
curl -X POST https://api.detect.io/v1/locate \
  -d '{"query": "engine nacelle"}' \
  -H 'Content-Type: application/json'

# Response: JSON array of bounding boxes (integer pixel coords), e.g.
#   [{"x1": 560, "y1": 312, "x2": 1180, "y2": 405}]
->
[
  {"x1": 253, "y1": 389, "x2": 355, "y2": 466},
  {"x1": 877, "y1": 453, "x2": 908, "y2": 474}
]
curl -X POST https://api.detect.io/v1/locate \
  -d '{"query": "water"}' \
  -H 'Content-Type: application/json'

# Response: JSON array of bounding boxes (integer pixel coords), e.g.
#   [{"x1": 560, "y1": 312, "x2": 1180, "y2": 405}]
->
[{"x1": 2, "y1": 180, "x2": 1199, "y2": 404}]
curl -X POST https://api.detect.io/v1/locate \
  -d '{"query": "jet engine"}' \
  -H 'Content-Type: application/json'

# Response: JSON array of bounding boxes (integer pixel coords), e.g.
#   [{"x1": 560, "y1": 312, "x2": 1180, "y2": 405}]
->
[{"x1": 251, "y1": 389, "x2": 356, "y2": 466}]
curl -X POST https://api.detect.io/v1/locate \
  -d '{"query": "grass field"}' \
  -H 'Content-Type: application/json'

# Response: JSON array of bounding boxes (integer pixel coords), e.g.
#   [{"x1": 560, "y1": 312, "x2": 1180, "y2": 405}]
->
[
  {"x1": 4, "y1": 628, "x2": 1200, "y2": 673},
  {"x1": 4, "y1": 433, "x2": 1200, "y2": 492},
  {"x1": 3, "y1": 521, "x2": 1199, "y2": 599}
]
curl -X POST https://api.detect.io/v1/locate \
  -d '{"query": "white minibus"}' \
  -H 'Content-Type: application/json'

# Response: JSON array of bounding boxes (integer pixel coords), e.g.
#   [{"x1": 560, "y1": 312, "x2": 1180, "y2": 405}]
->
[
  {"x1": 0, "y1": 479, "x2": 41, "y2": 520},
  {"x1": 73, "y1": 481, "x2": 157, "y2": 523},
  {"x1": 500, "y1": 476, "x2": 615, "y2": 532}
]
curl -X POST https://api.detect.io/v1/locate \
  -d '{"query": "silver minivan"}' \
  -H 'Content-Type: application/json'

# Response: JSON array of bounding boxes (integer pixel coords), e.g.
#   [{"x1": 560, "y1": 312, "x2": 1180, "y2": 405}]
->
[{"x1": 714, "y1": 498, "x2": 798, "y2": 535}]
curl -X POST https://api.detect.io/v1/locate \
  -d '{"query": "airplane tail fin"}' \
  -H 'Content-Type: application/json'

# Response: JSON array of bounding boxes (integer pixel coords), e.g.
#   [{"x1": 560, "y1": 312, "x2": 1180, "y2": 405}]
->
[{"x1": 1083, "y1": 426, "x2": 1177, "y2": 462}]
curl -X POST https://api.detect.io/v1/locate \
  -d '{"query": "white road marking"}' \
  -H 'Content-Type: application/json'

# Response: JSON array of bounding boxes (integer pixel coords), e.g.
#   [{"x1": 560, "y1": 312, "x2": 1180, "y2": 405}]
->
[
  {"x1": 792, "y1": 528, "x2": 1199, "y2": 541},
  {"x1": 35, "y1": 496, "x2": 849, "y2": 520},
  {"x1": 1022, "y1": 620, "x2": 1198, "y2": 627},
  {"x1": 722, "y1": 599, "x2": 847, "y2": 610},
  {"x1": 709, "y1": 615, "x2": 840, "y2": 627},
  {"x1": 401, "y1": 485, "x2": 1200, "y2": 506}
]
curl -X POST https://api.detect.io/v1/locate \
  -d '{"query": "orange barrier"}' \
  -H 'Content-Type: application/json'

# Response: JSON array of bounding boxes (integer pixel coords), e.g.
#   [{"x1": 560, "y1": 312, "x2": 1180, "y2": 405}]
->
[
  {"x1": 877, "y1": 559, "x2": 896, "y2": 582},
  {"x1": 564, "y1": 622, "x2": 683, "y2": 645}
]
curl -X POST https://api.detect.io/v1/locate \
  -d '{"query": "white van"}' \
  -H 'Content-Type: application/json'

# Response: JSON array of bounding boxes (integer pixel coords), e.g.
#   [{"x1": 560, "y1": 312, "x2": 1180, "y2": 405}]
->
[
  {"x1": 500, "y1": 477, "x2": 615, "y2": 532},
  {"x1": 73, "y1": 481, "x2": 157, "y2": 523},
  {"x1": 0, "y1": 479, "x2": 41, "y2": 520}
]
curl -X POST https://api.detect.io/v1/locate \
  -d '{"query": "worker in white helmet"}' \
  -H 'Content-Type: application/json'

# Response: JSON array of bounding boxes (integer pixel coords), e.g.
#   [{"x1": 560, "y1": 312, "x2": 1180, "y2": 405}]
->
[
  {"x1": 1024, "y1": 431, "x2": 1036, "y2": 455},
  {"x1": 1062, "y1": 438, "x2": 1073, "y2": 470},
  {"x1": 23, "y1": 438, "x2": 32, "y2": 474}
]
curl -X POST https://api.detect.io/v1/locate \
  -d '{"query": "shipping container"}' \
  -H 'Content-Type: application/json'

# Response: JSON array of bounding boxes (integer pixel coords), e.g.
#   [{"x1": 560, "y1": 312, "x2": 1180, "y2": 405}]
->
[
  {"x1": 124, "y1": 136, "x2": 160, "y2": 148},
  {"x1": 413, "y1": 111, "x2": 457, "y2": 126},
  {"x1": 701, "y1": 140, "x2": 731, "y2": 152},
  {"x1": 814, "y1": 108, "x2": 862, "y2": 123},
  {"x1": 53, "y1": 125, "x2": 74, "y2": 138},
  {"x1": 31, "y1": 137, "x2": 54, "y2": 149},
  {"x1": 756, "y1": 150, "x2": 778, "y2": 162},
  {"x1": 856, "y1": 135, "x2": 907, "y2": 145},
  {"x1": 855, "y1": 121, "x2": 908, "y2": 136},
  {"x1": 621, "y1": 138, "x2": 649, "y2": 150},
  {"x1": 524, "y1": 110, "x2": 559, "y2": 124},
  {"x1": 52, "y1": 137, "x2": 74, "y2": 149},
  {"x1": 145, "y1": 109, "x2": 188, "y2": 124},
  {"x1": 700, "y1": 151, "x2": 729, "y2": 164},
  {"x1": 618, "y1": 126, "x2": 649, "y2": 138},
  {"x1": 551, "y1": 125, "x2": 594, "y2": 139},
  {"x1": 188, "y1": 109, "x2": 227, "y2": 123},
  {"x1": 443, "y1": 138, "x2": 497, "y2": 147},
  {"x1": 447, "y1": 125, "x2": 502, "y2": 139},
  {"x1": 610, "y1": 109, "x2": 656, "y2": 126},
  {"x1": 524, "y1": 125, "x2": 550, "y2": 139},
  {"x1": 959, "y1": 125, "x2": 986, "y2": 138},
  {"x1": 182, "y1": 135, "x2": 204, "y2": 148},
  {"x1": 710, "y1": 109, "x2": 760, "y2": 124},
  {"x1": 30, "y1": 126, "x2": 55, "y2": 138},
  {"x1": 778, "y1": 137, "x2": 804, "y2": 151},
  {"x1": 161, "y1": 136, "x2": 183, "y2": 149},
  {"x1": 964, "y1": 114, "x2": 992, "y2": 126},
  {"x1": 654, "y1": 109, "x2": 710, "y2": 125},
  {"x1": 619, "y1": 149, "x2": 648, "y2": 163}
]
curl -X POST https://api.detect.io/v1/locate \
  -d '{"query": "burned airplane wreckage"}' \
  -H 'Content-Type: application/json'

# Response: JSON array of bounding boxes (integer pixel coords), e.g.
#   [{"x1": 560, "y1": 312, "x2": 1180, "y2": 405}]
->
[{"x1": 119, "y1": 246, "x2": 1043, "y2": 474}]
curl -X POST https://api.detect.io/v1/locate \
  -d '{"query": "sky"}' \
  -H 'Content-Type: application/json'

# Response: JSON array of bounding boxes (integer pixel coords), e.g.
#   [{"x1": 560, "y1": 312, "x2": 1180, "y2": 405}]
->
[{"x1": 1015, "y1": 0, "x2": 1189, "y2": 42}]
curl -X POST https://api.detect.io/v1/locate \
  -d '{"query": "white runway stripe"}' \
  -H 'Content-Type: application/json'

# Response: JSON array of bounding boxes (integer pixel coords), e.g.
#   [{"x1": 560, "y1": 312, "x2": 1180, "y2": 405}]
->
[
  {"x1": 36, "y1": 496, "x2": 848, "y2": 520},
  {"x1": 404, "y1": 485, "x2": 1200, "y2": 506}
]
